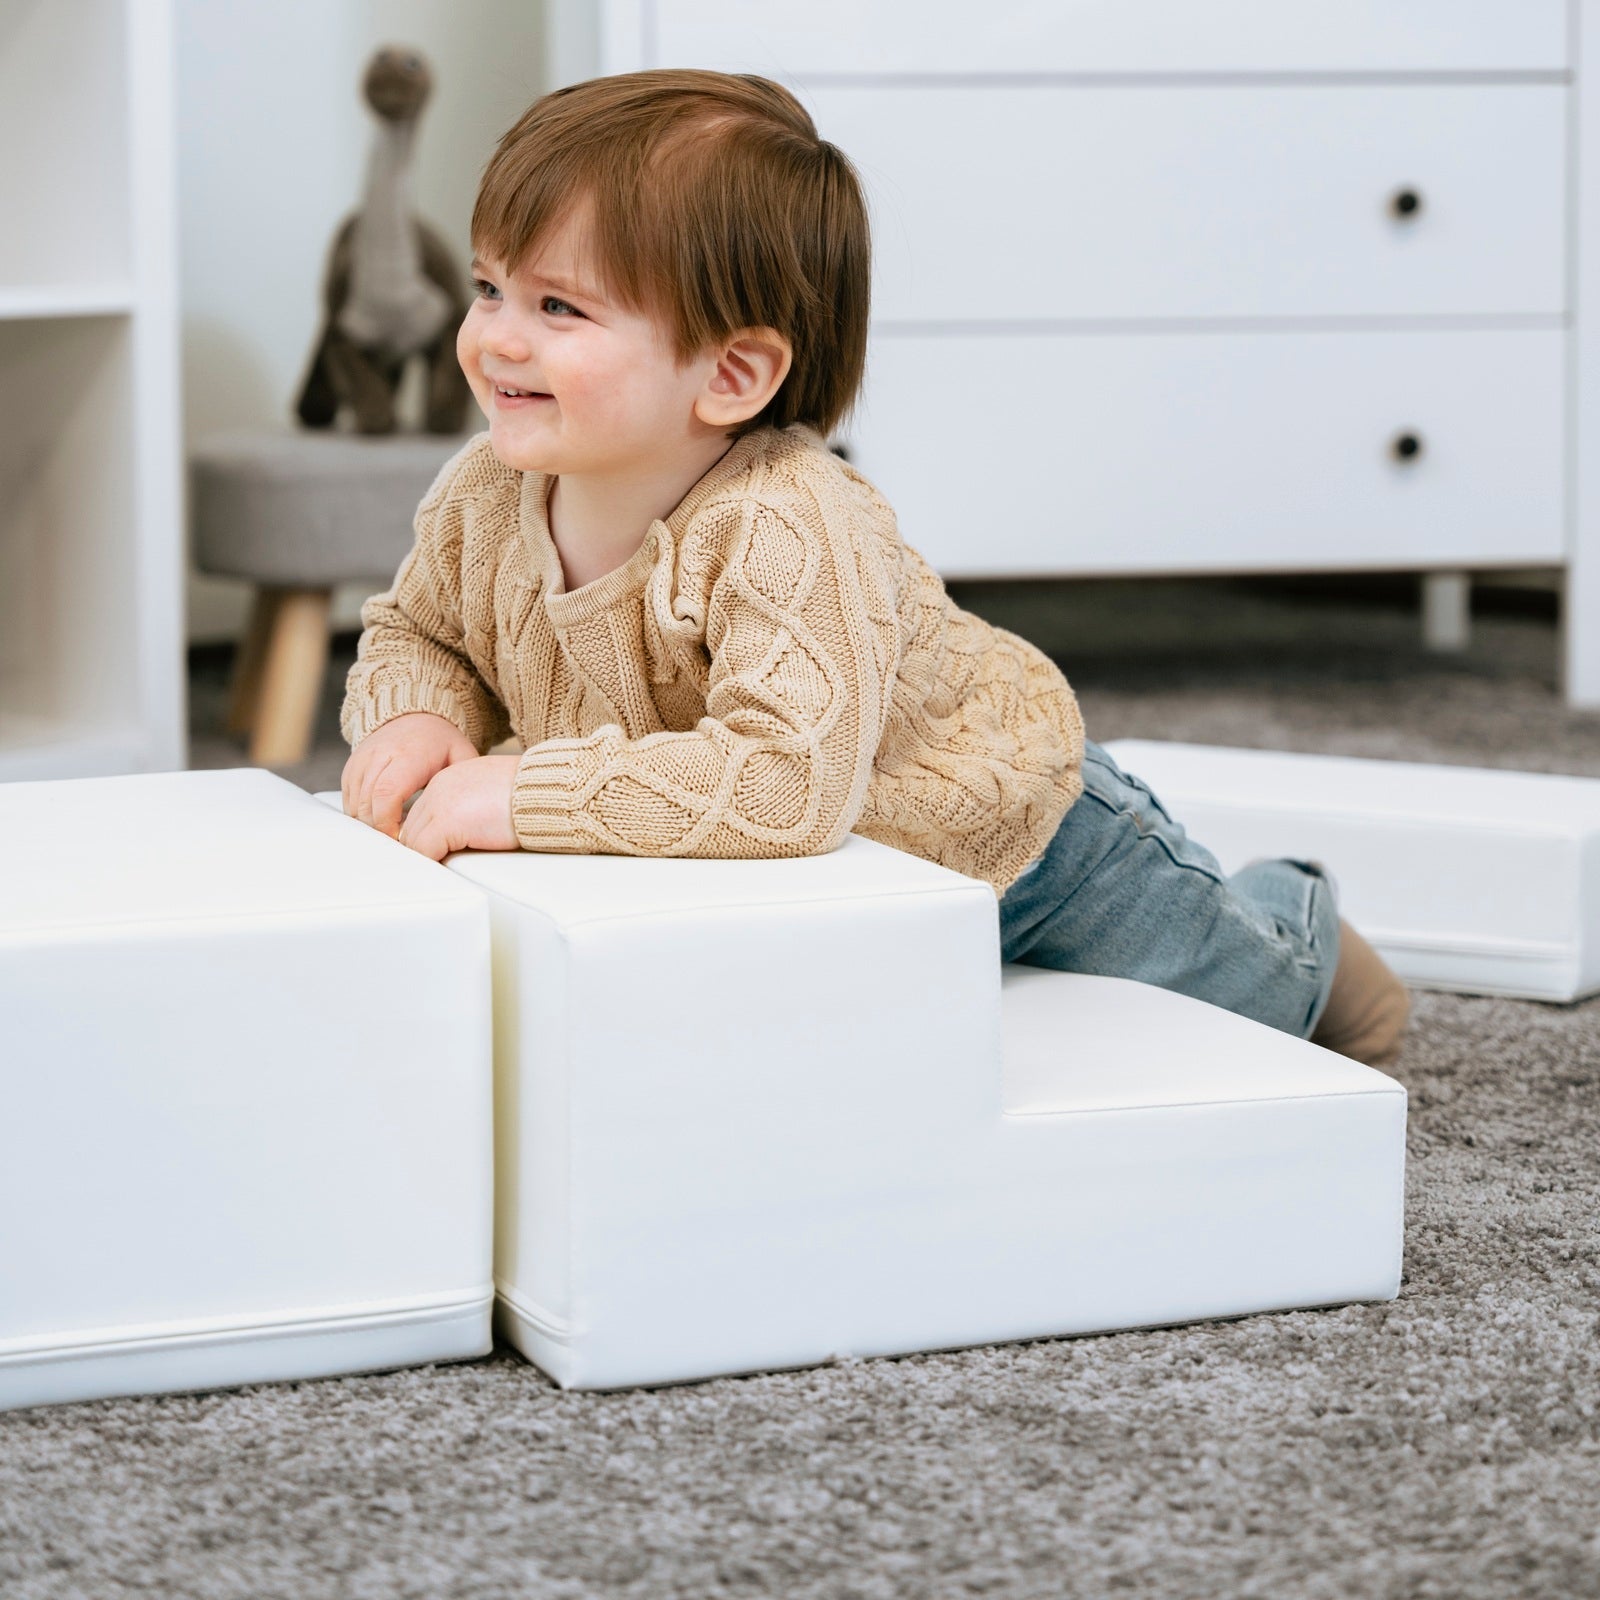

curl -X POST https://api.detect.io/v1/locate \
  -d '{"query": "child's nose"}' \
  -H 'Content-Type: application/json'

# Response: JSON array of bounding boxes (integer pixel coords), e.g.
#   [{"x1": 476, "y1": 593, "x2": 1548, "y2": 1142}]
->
[{"x1": 479, "y1": 315, "x2": 531, "y2": 364}]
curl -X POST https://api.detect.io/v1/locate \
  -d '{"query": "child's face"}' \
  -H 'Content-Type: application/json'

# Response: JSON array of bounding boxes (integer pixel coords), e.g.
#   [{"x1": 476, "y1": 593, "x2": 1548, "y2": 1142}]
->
[{"x1": 459, "y1": 210, "x2": 719, "y2": 478}]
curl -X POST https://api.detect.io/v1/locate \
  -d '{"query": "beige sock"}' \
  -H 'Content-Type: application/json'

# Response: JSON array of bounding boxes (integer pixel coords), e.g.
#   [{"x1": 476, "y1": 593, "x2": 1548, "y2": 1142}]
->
[{"x1": 1310, "y1": 919, "x2": 1411, "y2": 1068}]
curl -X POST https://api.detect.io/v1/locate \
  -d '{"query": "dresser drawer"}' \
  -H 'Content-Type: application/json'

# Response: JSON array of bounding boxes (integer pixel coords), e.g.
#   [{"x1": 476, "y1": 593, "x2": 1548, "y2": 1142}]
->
[
  {"x1": 810, "y1": 83, "x2": 1566, "y2": 322},
  {"x1": 846, "y1": 328, "x2": 1564, "y2": 577},
  {"x1": 647, "y1": 0, "x2": 1568, "y2": 76}
]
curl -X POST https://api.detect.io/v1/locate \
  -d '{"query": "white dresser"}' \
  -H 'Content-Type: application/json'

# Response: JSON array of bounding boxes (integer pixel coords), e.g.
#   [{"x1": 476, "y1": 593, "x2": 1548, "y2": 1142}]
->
[{"x1": 554, "y1": 1, "x2": 1600, "y2": 707}]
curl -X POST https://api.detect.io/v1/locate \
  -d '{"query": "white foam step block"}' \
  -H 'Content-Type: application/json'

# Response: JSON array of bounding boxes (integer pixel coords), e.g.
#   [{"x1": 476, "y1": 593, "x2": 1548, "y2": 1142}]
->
[
  {"x1": 0, "y1": 769, "x2": 495, "y2": 1412},
  {"x1": 1102, "y1": 739, "x2": 1600, "y2": 1002},
  {"x1": 314, "y1": 793, "x2": 1405, "y2": 1391}
]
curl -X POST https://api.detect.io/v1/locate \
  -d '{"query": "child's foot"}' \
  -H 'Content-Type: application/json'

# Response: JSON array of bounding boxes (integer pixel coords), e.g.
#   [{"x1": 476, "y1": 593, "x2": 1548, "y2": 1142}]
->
[{"x1": 1310, "y1": 919, "x2": 1410, "y2": 1068}]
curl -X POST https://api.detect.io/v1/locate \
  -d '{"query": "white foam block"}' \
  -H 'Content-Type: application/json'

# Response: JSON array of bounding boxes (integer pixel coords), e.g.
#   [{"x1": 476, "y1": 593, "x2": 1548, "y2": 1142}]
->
[
  {"x1": 1103, "y1": 739, "x2": 1600, "y2": 1001},
  {"x1": 0, "y1": 769, "x2": 495, "y2": 1411},
  {"x1": 314, "y1": 793, "x2": 1405, "y2": 1391}
]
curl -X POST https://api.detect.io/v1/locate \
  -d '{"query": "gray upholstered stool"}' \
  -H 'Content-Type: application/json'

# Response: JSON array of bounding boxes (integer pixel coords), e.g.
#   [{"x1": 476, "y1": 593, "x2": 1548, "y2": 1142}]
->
[{"x1": 191, "y1": 428, "x2": 476, "y2": 765}]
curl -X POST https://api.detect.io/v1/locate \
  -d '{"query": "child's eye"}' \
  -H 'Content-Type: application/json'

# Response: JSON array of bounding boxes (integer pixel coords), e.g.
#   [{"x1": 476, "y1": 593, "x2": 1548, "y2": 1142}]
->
[
  {"x1": 472, "y1": 278, "x2": 501, "y2": 302},
  {"x1": 541, "y1": 297, "x2": 581, "y2": 318}
]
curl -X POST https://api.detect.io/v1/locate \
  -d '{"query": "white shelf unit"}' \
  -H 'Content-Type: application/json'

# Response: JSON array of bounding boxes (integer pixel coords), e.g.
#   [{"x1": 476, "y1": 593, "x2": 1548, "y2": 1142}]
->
[
  {"x1": 0, "y1": 0, "x2": 185, "y2": 781},
  {"x1": 571, "y1": 0, "x2": 1600, "y2": 707}
]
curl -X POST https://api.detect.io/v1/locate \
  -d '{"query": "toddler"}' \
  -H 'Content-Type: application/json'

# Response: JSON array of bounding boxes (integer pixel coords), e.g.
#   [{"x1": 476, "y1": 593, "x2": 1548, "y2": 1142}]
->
[{"x1": 340, "y1": 68, "x2": 1409, "y2": 1067}]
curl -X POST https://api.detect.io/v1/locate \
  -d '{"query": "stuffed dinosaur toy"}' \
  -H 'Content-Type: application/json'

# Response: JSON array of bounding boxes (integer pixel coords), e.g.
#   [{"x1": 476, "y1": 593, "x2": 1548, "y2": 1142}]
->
[{"x1": 295, "y1": 46, "x2": 471, "y2": 435}]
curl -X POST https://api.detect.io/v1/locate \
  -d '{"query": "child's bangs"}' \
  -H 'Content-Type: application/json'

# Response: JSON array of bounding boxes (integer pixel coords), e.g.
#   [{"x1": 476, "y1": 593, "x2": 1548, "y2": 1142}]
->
[{"x1": 470, "y1": 153, "x2": 622, "y2": 308}]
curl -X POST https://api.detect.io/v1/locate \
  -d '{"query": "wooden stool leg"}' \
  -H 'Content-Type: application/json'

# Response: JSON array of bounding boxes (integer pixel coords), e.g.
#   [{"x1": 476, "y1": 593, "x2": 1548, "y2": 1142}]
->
[
  {"x1": 227, "y1": 586, "x2": 282, "y2": 737},
  {"x1": 249, "y1": 587, "x2": 332, "y2": 767}
]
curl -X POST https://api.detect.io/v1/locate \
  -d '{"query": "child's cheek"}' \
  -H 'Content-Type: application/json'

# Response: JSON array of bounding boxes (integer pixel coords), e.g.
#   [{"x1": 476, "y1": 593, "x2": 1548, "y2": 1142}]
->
[
  {"x1": 557, "y1": 349, "x2": 628, "y2": 422},
  {"x1": 455, "y1": 318, "x2": 479, "y2": 390}
]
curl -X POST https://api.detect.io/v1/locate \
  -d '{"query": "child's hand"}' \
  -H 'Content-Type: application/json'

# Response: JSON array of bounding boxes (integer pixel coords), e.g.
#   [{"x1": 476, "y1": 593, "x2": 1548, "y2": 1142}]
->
[
  {"x1": 397, "y1": 755, "x2": 521, "y2": 862},
  {"x1": 342, "y1": 712, "x2": 479, "y2": 840}
]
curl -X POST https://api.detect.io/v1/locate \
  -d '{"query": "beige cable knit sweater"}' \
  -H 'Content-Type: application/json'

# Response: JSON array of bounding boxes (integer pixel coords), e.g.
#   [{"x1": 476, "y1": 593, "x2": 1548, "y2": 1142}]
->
[{"x1": 341, "y1": 422, "x2": 1086, "y2": 899}]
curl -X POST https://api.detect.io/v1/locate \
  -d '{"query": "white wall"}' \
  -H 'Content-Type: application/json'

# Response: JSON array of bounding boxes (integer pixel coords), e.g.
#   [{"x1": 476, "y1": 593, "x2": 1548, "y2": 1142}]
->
[{"x1": 177, "y1": 0, "x2": 547, "y2": 642}]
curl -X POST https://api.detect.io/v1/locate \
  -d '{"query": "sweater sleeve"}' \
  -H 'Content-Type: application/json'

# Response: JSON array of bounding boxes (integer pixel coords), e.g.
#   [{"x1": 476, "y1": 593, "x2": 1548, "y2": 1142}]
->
[
  {"x1": 510, "y1": 496, "x2": 897, "y2": 859},
  {"x1": 339, "y1": 464, "x2": 513, "y2": 755}
]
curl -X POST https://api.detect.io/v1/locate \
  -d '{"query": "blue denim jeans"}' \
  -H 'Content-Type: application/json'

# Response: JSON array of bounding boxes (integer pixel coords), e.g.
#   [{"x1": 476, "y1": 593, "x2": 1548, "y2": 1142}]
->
[{"x1": 998, "y1": 740, "x2": 1341, "y2": 1039}]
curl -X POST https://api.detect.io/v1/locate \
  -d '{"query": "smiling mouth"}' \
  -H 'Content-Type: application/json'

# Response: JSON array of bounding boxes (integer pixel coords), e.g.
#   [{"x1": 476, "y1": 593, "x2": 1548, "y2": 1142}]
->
[{"x1": 494, "y1": 385, "x2": 550, "y2": 399}]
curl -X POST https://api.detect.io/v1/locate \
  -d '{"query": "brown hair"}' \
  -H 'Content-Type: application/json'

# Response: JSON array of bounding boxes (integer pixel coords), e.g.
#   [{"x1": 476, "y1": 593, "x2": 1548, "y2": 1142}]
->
[{"x1": 470, "y1": 68, "x2": 871, "y2": 442}]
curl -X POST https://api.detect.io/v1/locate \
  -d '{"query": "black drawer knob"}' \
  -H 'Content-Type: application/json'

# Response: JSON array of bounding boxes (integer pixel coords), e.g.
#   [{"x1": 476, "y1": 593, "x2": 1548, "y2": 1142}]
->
[
  {"x1": 1390, "y1": 187, "x2": 1423, "y2": 219},
  {"x1": 1390, "y1": 430, "x2": 1424, "y2": 462}
]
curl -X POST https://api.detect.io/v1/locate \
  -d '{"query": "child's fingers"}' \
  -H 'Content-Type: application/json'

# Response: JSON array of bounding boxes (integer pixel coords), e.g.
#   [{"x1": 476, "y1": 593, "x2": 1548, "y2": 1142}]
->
[
  {"x1": 351, "y1": 751, "x2": 383, "y2": 829},
  {"x1": 340, "y1": 748, "x2": 367, "y2": 817},
  {"x1": 345, "y1": 751, "x2": 378, "y2": 821},
  {"x1": 345, "y1": 718, "x2": 463, "y2": 834},
  {"x1": 345, "y1": 738, "x2": 391, "y2": 822},
  {"x1": 355, "y1": 750, "x2": 402, "y2": 833},
  {"x1": 364, "y1": 755, "x2": 408, "y2": 838},
  {"x1": 367, "y1": 752, "x2": 432, "y2": 839}
]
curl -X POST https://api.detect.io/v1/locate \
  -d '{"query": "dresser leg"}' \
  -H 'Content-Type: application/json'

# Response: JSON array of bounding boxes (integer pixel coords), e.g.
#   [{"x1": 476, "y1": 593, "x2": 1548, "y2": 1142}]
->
[
  {"x1": 1421, "y1": 571, "x2": 1471, "y2": 652},
  {"x1": 1562, "y1": 563, "x2": 1600, "y2": 709}
]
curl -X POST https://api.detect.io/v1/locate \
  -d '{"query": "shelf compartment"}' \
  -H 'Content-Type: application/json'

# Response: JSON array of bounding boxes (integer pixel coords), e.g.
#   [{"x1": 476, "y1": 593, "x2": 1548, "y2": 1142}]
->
[
  {"x1": 0, "y1": 315, "x2": 144, "y2": 771},
  {"x1": 0, "y1": 0, "x2": 132, "y2": 293}
]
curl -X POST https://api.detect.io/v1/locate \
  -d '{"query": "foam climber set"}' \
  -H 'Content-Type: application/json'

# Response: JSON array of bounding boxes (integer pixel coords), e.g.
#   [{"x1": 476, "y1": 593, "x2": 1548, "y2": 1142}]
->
[
  {"x1": 0, "y1": 769, "x2": 493, "y2": 1411},
  {"x1": 24, "y1": 741, "x2": 1580, "y2": 1404},
  {"x1": 1102, "y1": 741, "x2": 1600, "y2": 1003},
  {"x1": 316, "y1": 798, "x2": 1404, "y2": 1391}
]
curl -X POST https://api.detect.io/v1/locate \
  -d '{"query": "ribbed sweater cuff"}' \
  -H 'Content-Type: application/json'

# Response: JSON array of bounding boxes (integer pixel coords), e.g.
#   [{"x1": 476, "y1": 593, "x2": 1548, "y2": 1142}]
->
[
  {"x1": 512, "y1": 740, "x2": 599, "y2": 852},
  {"x1": 343, "y1": 678, "x2": 492, "y2": 752}
]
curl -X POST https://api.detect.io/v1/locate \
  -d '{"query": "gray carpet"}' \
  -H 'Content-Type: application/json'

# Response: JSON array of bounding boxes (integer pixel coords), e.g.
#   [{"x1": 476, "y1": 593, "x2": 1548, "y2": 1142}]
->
[{"x1": 5, "y1": 576, "x2": 1600, "y2": 1599}]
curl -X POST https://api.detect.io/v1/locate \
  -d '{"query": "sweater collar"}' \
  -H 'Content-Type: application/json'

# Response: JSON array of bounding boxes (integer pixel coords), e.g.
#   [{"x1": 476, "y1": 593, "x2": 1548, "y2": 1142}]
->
[{"x1": 518, "y1": 422, "x2": 822, "y2": 615}]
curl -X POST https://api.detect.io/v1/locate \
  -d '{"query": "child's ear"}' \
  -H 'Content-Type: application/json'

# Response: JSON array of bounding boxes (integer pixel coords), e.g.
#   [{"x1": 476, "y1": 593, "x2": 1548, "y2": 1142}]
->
[{"x1": 694, "y1": 328, "x2": 793, "y2": 428}]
